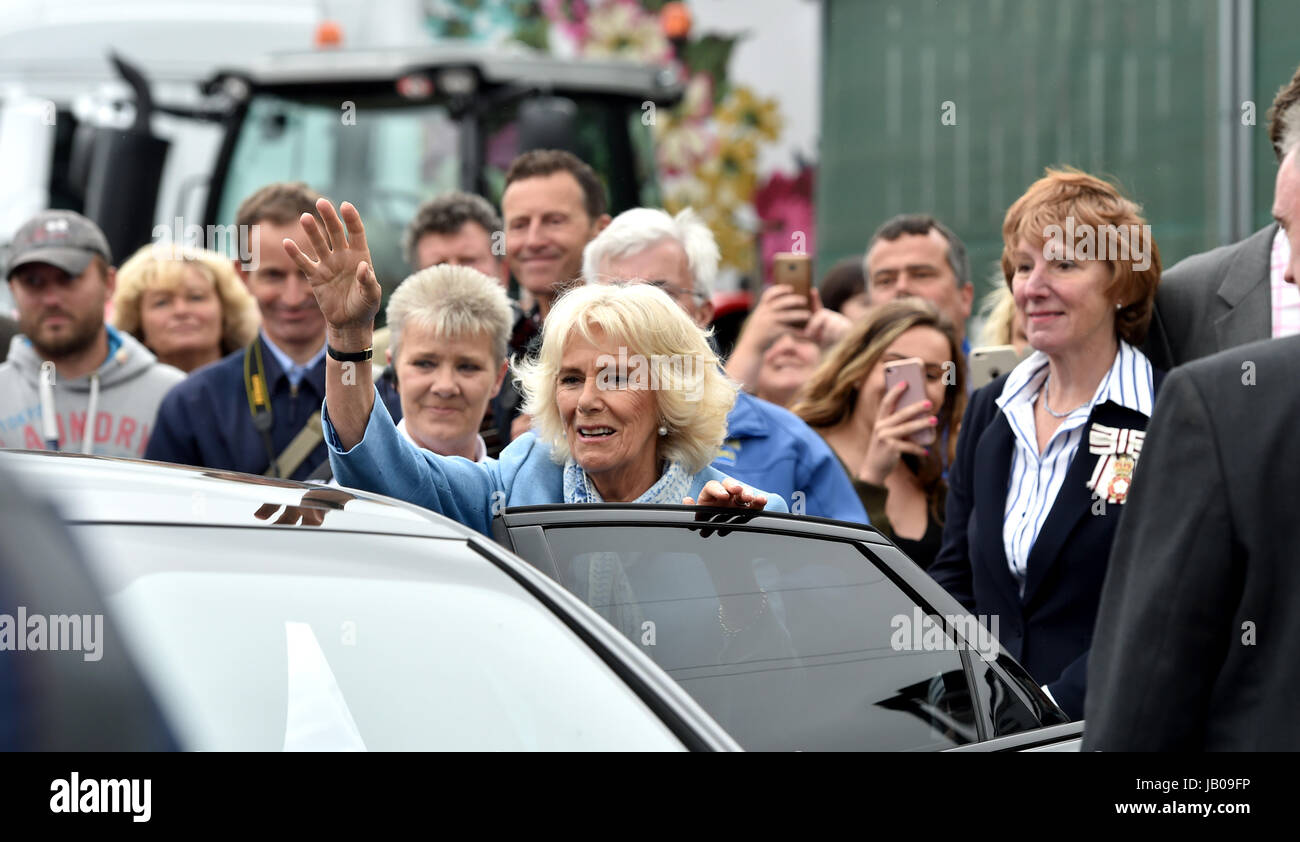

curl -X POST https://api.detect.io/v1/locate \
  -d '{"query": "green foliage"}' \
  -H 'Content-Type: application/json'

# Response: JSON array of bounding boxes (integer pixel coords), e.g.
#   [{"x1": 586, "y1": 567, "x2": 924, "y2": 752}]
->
[{"x1": 681, "y1": 34, "x2": 741, "y2": 103}]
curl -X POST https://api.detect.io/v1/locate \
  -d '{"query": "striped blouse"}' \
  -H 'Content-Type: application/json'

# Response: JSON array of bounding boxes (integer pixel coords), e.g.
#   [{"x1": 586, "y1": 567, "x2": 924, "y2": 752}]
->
[{"x1": 995, "y1": 340, "x2": 1155, "y2": 592}]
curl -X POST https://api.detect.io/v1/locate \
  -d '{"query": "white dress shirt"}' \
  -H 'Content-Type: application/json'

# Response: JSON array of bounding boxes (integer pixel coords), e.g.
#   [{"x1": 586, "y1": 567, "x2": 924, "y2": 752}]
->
[{"x1": 995, "y1": 340, "x2": 1155, "y2": 593}]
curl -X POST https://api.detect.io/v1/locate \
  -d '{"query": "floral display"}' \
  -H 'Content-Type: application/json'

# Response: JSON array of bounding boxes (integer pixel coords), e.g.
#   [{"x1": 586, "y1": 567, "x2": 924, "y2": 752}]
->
[{"x1": 424, "y1": 0, "x2": 814, "y2": 282}]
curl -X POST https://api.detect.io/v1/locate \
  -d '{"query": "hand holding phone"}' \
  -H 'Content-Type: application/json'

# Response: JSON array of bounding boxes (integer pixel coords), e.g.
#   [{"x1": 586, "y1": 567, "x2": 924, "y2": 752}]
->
[
  {"x1": 771, "y1": 253, "x2": 812, "y2": 312},
  {"x1": 771, "y1": 253, "x2": 811, "y2": 299},
  {"x1": 858, "y1": 358, "x2": 939, "y2": 485},
  {"x1": 882, "y1": 358, "x2": 937, "y2": 446}
]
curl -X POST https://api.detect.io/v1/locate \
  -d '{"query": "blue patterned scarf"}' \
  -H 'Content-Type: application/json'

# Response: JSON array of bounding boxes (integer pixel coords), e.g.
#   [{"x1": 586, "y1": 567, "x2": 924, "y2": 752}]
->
[{"x1": 562, "y1": 458, "x2": 693, "y2": 505}]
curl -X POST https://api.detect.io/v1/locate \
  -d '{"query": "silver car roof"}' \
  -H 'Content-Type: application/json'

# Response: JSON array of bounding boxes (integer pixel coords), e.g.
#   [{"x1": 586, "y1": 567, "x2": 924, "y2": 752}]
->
[{"x1": 0, "y1": 450, "x2": 475, "y2": 540}]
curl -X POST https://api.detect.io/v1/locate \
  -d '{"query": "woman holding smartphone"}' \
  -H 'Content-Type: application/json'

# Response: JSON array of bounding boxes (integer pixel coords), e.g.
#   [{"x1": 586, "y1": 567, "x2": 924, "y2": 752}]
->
[
  {"x1": 791, "y1": 299, "x2": 966, "y2": 569},
  {"x1": 928, "y1": 167, "x2": 1165, "y2": 721}
]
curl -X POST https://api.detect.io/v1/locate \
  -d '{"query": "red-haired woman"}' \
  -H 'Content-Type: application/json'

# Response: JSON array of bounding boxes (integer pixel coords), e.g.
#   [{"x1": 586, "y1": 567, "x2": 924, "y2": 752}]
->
[{"x1": 929, "y1": 167, "x2": 1165, "y2": 721}]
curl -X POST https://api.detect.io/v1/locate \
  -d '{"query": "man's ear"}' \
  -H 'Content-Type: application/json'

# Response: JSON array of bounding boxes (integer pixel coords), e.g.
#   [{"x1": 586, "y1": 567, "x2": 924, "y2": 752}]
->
[
  {"x1": 385, "y1": 347, "x2": 393, "y2": 366},
  {"x1": 234, "y1": 258, "x2": 251, "y2": 287},
  {"x1": 695, "y1": 299, "x2": 714, "y2": 329},
  {"x1": 959, "y1": 282, "x2": 975, "y2": 320},
  {"x1": 490, "y1": 359, "x2": 509, "y2": 399},
  {"x1": 593, "y1": 213, "x2": 612, "y2": 237},
  {"x1": 102, "y1": 265, "x2": 117, "y2": 297}
]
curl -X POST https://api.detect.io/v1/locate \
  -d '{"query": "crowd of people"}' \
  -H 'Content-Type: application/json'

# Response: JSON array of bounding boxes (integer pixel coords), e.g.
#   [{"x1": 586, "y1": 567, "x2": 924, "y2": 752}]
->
[{"x1": 4, "y1": 62, "x2": 1300, "y2": 751}]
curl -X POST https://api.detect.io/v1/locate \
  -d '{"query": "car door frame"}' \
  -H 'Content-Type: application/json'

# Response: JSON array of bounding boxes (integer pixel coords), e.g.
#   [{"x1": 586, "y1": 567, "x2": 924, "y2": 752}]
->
[{"x1": 493, "y1": 504, "x2": 1075, "y2": 749}]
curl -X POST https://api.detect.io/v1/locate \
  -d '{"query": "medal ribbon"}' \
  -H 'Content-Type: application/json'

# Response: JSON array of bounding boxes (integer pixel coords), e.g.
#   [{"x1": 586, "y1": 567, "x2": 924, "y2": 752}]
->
[{"x1": 1087, "y1": 423, "x2": 1145, "y2": 502}]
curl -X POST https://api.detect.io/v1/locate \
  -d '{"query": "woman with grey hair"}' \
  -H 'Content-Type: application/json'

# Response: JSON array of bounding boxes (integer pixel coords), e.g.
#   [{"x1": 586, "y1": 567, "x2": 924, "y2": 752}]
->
[
  {"x1": 385, "y1": 264, "x2": 513, "y2": 461},
  {"x1": 285, "y1": 200, "x2": 787, "y2": 538}
]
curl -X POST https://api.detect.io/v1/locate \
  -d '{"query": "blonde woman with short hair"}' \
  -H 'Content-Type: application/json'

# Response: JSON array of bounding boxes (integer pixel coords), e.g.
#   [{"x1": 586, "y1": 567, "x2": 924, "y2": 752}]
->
[
  {"x1": 112, "y1": 245, "x2": 259, "y2": 372},
  {"x1": 286, "y1": 199, "x2": 786, "y2": 538},
  {"x1": 385, "y1": 264, "x2": 513, "y2": 461}
]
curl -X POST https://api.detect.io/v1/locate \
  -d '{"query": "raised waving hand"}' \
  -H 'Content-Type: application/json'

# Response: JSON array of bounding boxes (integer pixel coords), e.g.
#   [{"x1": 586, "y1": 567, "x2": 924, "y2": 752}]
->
[{"x1": 283, "y1": 199, "x2": 382, "y2": 332}]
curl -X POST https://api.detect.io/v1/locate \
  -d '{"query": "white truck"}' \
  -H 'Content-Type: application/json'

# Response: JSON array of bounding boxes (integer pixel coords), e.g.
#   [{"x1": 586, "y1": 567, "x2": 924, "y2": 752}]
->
[{"x1": 0, "y1": 0, "x2": 681, "y2": 307}]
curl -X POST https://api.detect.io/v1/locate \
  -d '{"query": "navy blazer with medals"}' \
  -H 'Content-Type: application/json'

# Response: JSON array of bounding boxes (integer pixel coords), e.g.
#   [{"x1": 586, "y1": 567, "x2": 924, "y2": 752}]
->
[{"x1": 928, "y1": 366, "x2": 1166, "y2": 720}]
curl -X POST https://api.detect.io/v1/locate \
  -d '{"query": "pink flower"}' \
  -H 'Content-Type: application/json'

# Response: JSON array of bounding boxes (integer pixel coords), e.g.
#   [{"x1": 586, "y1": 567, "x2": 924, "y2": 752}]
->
[
  {"x1": 540, "y1": 0, "x2": 592, "y2": 43},
  {"x1": 755, "y1": 168, "x2": 817, "y2": 283}
]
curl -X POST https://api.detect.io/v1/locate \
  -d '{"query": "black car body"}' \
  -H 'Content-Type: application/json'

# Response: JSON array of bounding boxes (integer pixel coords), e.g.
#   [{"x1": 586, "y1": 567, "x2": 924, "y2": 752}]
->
[{"x1": 494, "y1": 505, "x2": 1083, "y2": 752}]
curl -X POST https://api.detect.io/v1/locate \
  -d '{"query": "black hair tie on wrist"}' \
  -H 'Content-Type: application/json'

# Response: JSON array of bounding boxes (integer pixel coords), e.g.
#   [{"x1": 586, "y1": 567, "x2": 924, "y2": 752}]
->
[{"x1": 326, "y1": 344, "x2": 373, "y2": 362}]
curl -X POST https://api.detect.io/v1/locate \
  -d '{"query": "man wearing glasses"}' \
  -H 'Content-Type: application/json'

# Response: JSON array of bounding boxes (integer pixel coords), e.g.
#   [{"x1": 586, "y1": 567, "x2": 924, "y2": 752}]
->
[{"x1": 583, "y1": 207, "x2": 870, "y2": 524}]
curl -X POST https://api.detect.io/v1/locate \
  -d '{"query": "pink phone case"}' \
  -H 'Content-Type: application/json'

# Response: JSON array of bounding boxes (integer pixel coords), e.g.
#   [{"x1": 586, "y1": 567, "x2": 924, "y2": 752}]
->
[{"x1": 883, "y1": 358, "x2": 936, "y2": 446}]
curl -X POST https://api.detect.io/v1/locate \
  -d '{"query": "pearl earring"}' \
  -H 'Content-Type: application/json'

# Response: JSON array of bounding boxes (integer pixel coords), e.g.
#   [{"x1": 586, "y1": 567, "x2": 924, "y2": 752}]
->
[{"x1": 658, "y1": 426, "x2": 668, "y2": 436}]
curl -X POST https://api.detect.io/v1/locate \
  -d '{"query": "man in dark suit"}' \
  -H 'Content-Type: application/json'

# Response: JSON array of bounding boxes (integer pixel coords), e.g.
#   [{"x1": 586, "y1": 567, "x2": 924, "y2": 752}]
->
[
  {"x1": 1142, "y1": 223, "x2": 1277, "y2": 368},
  {"x1": 1144, "y1": 64, "x2": 1300, "y2": 368},
  {"x1": 1084, "y1": 144, "x2": 1300, "y2": 750}
]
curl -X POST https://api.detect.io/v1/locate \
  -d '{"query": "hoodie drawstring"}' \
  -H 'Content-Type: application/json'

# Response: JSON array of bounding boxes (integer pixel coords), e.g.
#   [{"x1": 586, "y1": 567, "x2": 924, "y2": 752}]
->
[
  {"x1": 82, "y1": 372, "x2": 100, "y2": 455},
  {"x1": 39, "y1": 361, "x2": 59, "y2": 450}
]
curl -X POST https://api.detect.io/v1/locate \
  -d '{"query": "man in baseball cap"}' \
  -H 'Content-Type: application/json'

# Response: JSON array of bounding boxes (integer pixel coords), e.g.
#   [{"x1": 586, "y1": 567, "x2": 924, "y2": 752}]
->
[
  {"x1": 5, "y1": 209, "x2": 113, "y2": 280},
  {"x1": 0, "y1": 210, "x2": 183, "y2": 458}
]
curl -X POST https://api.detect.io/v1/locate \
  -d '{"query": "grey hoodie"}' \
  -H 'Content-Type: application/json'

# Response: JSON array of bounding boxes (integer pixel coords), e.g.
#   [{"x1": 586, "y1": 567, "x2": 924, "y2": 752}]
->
[{"x1": 0, "y1": 327, "x2": 185, "y2": 458}]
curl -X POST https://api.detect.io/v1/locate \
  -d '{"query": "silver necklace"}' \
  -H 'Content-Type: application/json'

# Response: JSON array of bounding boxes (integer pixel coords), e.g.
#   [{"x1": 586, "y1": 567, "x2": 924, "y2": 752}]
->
[{"x1": 1040, "y1": 374, "x2": 1089, "y2": 418}]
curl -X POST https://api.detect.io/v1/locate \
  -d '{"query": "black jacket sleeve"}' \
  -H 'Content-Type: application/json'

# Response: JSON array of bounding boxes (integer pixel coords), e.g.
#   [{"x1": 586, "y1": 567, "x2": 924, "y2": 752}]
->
[{"x1": 927, "y1": 385, "x2": 992, "y2": 611}]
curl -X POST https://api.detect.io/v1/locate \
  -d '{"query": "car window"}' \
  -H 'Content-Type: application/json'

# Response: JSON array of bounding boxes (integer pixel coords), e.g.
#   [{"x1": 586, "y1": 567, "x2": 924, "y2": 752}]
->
[
  {"x1": 971, "y1": 654, "x2": 1071, "y2": 734},
  {"x1": 76, "y1": 525, "x2": 685, "y2": 752},
  {"x1": 537, "y1": 525, "x2": 978, "y2": 751}
]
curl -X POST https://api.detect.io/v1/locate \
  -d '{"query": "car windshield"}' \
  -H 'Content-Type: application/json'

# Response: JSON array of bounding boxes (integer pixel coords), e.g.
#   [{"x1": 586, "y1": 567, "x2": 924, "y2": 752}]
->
[
  {"x1": 79, "y1": 524, "x2": 684, "y2": 751},
  {"x1": 217, "y1": 92, "x2": 462, "y2": 290}
]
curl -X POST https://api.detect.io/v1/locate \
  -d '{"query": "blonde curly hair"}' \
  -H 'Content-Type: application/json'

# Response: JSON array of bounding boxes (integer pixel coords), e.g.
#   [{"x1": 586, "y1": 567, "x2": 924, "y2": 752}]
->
[
  {"x1": 112, "y1": 244, "x2": 260, "y2": 355},
  {"x1": 514, "y1": 283, "x2": 737, "y2": 474}
]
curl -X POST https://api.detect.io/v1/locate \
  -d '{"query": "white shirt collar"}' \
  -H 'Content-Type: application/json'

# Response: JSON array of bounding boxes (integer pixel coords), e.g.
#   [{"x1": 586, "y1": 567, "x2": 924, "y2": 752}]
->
[
  {"x1": 396, "y1": 416, "x2": 487, "y2": 462},
  {"x1": 996, "y1": 339, "x2": 1154, "y2": 420}
]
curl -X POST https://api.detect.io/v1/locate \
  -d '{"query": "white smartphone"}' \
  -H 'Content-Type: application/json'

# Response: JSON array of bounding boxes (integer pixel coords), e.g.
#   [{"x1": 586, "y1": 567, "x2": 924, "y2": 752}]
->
[{"x1": 968, "y1": 345, "x2": 1022, "y2": 389}]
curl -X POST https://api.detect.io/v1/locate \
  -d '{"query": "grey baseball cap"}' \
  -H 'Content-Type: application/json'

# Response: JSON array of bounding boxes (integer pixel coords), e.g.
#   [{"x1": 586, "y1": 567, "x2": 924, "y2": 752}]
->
[{"x1": 5, "y1": 210, "x2": 112, "y2": 280}]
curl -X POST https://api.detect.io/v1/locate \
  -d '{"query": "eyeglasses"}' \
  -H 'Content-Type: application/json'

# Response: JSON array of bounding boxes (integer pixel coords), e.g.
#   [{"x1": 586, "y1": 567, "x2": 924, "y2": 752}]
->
[
  {"x1": 604, "y1": 277, "x2": 710, "y2": 303},
  {"x1": 642, "y1": 279, "x2": 710, "y2": 303}
]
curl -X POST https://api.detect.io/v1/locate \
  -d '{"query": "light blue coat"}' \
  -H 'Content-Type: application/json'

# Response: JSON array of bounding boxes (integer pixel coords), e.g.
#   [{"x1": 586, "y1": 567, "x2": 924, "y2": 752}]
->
[{"x1": 323, "y1": 388, "x2": 788, "y2": 537}]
